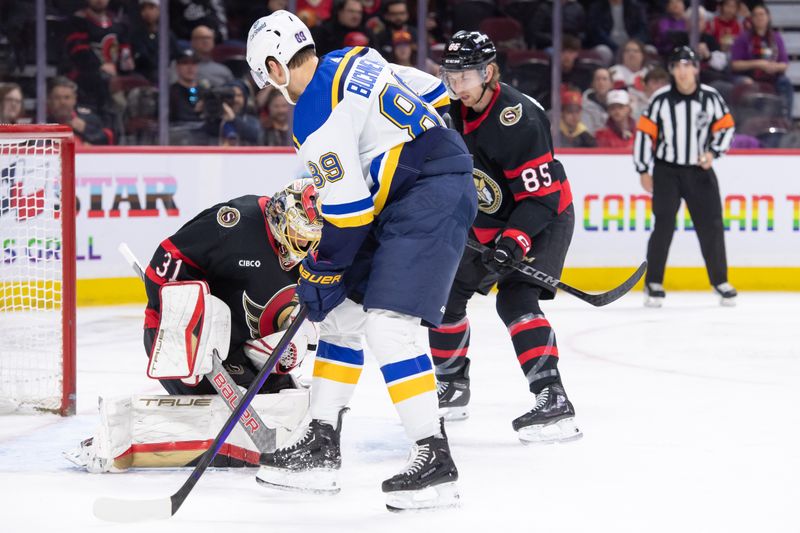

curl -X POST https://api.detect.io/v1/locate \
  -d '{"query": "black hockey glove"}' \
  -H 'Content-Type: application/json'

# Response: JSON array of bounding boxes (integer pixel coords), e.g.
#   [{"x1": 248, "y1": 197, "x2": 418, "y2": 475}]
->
[{"x1": 481, "y1": 236, "x2": 524, "y2": 275}]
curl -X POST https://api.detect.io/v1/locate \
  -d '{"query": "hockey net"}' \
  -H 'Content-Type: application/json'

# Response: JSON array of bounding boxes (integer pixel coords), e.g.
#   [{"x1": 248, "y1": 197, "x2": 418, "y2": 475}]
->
[{"x1": 0, "y1": 125, "x2": 76, "y2": 415}]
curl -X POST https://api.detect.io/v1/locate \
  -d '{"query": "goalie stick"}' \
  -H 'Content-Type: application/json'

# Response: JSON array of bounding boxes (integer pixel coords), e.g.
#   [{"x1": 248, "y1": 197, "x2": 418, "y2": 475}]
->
[
  {"x1": 117, "y1": 243, "x2": 275, "y2": 454},
  {"x1": 466, "y1": 239, "x2": 647, "y2": 307},
  {"x1": 93, "y1": 249, "x2": 309, "y2": 523}
]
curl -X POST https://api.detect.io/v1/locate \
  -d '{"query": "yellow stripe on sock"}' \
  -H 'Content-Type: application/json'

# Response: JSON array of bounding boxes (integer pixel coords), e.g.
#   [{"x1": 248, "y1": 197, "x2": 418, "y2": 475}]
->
[
  {"x1": 387, "y1": 373, "x2": 436, "y2": 404},
  {"x1": 313, "y1": 359, "x2": 362, "y2": 384}
]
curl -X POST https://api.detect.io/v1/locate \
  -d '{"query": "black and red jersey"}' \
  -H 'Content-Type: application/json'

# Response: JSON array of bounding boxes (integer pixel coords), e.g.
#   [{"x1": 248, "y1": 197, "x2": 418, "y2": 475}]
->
[
  {"x1": 451, "y1": 83, "x2": 573, "y2": 255},
  {"x1": 66, "y1": 8, "x2": 131, "y2": 73},
  {"x1": 144, "y1": 195, "x2": 299, "y2": 368}
]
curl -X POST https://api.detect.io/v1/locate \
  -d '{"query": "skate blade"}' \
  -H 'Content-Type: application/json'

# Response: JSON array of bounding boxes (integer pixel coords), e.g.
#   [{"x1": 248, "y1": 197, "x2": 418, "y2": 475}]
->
[
  {"x1": 385, "y1": 481, "x2": 460, "y2": 512},
  {"x1": 644, "y1": 296, "x2": 664, "y2": 308},
  {"x1": 438, "y1": 406, "x2": 469, "y2": 422},
  {"x1": 517, "y1": 417, "x2": 583, "y2": 445},
  {"x1": 719, "y1": 296, "x2": 737, "y2": 307},
  {"x1": 256, "y1": 465, "x2": 340, "y2": 494}
]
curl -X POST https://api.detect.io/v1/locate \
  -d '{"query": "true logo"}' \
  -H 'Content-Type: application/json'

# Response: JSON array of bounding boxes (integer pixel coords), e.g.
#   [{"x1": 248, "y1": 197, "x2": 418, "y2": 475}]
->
[
  {"x1": 500, "y1": 104, "x2": 522, "y2": 126},
  {"x1": 217, "y1": 206, "x2": 240, "y2": 228}
]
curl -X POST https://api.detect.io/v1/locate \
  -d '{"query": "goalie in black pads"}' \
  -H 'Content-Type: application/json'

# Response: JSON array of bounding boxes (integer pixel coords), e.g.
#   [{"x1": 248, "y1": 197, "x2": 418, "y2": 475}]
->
[
  {"x1": 430, "y1": 31, "x2": 582, "y2": 444},
  {"x1": 65, "y1": 180, "x2": 321, "y2": 472}
]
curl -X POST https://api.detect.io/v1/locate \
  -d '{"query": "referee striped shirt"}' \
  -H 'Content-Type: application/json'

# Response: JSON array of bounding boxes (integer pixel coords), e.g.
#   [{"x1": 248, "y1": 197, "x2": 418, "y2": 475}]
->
[{"x1": 634, "y1": 84, "x2": 735, "y2": 173}]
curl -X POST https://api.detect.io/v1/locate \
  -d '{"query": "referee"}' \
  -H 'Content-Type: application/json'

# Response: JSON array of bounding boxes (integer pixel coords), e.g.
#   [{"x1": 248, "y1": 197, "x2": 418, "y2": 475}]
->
[{"x1": 633, "y1": 46, "x2": 737, "y2": 307}]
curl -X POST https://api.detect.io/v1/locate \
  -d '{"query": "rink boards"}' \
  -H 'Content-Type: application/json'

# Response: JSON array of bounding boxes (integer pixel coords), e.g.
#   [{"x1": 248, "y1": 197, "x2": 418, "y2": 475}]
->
[{"x1": 10, "y1": 146, "x2": 796, "y2": 305}]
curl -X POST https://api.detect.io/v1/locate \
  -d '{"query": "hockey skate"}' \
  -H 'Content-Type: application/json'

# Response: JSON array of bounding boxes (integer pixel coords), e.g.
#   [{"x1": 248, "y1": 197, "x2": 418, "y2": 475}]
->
[
  {"x1": 256, "y1": 408, "x2": 347, "y2": 494},
  {"x1": 713, "y1": 282, "x2": 737, "y2": 307},
  {"x1": 382, "y1": 425, "x2": 460, "y2": 512},
  {"x1": 436, "y1": 359, "x2": 471, "y2": 422},
  {"x1": 512, "y1": 383, "x2": 583, "y2": 445},
  {"x1": 644, "y1": 282, "x2": 665, "y2": 308}
]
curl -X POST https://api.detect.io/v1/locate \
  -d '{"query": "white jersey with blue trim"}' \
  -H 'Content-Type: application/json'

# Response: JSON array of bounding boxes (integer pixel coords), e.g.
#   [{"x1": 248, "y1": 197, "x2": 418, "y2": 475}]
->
[{"x1": 292, "y1": 46, "x2": 449, "y2": 231}]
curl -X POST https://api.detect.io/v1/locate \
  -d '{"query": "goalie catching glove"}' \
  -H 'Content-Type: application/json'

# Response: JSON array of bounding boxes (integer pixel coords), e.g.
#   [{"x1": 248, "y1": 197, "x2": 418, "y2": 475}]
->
[
  {"x1": 147, "y1": 280, "x2": 231, "y2": 386},
  {"x1": 243, "y1": 320, "x2": 318, "y2": 374}
]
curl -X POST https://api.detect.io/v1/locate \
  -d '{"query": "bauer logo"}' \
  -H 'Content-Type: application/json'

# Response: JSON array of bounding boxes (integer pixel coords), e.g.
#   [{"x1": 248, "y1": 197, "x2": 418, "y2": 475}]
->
[
  {"x1": 212, "y1": 373, "x2": 260, "y2": 433},
  {"x1": 217, "y1": 206, "x2": 240, "y2": 228}
]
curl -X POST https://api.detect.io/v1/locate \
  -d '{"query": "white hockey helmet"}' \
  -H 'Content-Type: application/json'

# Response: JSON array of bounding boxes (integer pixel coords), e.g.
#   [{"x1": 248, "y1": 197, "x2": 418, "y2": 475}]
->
[{"x1": 247, "y1": 10, "x2": 314, "y2": 104}]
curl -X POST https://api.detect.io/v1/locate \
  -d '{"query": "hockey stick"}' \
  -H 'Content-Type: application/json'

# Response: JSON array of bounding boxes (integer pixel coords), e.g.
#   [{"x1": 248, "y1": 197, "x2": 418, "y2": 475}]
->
[
  {"x1": 116, "y1": 243, "x2": 276, "y2": 454},
  {"x1": 466, "y1": 239, "x2": 647, "y2": 307},
  {"x1": 93, "y1": 250, "x2": 308, "y2": 523},
  {"x1": 93, "y1": 306, "x2": 308, "y2": 522}
]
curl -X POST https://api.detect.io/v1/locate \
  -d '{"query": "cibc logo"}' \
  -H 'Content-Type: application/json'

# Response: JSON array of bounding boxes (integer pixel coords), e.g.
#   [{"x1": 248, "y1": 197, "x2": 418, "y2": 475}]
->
[{"x1": 238, "y1": 259, "x2": 261, "y2": 268}]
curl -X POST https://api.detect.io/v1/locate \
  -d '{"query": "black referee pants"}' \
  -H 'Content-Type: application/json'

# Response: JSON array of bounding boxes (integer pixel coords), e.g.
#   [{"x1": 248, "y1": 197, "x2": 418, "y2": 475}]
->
[{"x1": 646, "y1": 163, "x2": 729, "y2": 286}]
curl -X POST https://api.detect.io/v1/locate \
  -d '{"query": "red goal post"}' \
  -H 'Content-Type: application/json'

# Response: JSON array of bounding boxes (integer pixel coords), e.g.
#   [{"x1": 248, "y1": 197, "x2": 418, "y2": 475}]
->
[{"x1": 0, "y1": 124, "x2": 76, "y2": 416}]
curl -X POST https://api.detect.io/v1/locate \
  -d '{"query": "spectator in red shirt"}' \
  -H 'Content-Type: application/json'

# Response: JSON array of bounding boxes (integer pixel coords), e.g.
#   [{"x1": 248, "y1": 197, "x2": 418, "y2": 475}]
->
[
  {"x1": 595, "y1": 89, "x2": 635, "y2": 148},
  {"x1": 706, "y1": 0, "x2": 742, "y2": 52}
]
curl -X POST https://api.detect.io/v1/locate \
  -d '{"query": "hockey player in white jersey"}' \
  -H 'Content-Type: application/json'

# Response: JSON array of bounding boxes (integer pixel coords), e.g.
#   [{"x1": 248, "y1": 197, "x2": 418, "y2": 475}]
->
[{"x1": 246, "y1": 11, "x2": 477, "y2": 511}]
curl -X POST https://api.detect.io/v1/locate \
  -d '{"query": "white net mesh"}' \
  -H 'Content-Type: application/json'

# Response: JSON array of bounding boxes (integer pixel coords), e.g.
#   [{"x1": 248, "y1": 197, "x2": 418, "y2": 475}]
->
[{"x1": 0, "y1": 136, "x2": 67, "y2": 413}]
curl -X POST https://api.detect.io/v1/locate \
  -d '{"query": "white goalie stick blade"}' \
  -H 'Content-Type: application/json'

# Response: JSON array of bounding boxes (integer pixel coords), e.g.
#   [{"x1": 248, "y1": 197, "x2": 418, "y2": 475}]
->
[
  {"x1": 517, "y1": 417, "x2": 583, "y2": 445},
  {"x1": 93, "y1": 497, "x2": 172, "y2": 522},
  {"x1": 255, "y1": 466, "x2": 340, "y2": 494},
  {"x1": 385, "y1": 481, "x2": 460, "y2": 512}
]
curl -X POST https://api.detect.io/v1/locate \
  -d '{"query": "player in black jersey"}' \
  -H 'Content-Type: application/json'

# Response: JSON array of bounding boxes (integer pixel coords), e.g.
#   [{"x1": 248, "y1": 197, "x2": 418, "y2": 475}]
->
[
  {"x1": 143, "y1": 179, "x2": 322, "y2": 395},
  {"x1": 430, "y1": 31, "x2": 582, "y2": 444}
]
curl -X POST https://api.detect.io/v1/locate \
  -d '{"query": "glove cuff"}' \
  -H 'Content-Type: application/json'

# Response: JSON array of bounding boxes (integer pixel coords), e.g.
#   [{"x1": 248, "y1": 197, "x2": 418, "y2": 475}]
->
[{"x1": 500, "y1": 228, "x2": 532, "y2": 257}]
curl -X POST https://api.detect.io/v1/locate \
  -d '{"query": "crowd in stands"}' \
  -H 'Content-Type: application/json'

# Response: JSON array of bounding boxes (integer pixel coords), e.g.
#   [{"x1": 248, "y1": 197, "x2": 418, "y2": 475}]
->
[{"x1": 0, "y1": 0, "x2": 797, "y2": 149}]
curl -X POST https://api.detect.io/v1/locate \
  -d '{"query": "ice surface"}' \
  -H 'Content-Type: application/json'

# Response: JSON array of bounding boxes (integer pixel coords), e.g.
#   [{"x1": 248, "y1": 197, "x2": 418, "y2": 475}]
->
[{"x1": 1, "y1": 292, "x2": 798, "y2": 532}]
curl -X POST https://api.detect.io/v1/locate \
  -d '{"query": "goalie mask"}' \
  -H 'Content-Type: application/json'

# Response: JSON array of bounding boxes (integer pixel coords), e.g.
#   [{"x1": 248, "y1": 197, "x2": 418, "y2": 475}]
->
[{"x1": 266, "y1": 179, "x2": 322, "y2": 270}]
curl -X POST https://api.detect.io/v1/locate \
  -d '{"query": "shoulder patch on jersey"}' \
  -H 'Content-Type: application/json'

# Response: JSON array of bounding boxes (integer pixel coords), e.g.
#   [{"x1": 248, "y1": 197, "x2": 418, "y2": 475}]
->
[
  {"x1": 473, "y1": 168, "x2": 503, "y2": 215},
  {"x1": 499, "y1": 103, "x2": 522, "y2": 126},
  {"x1": 217, "y1": 206, "x2": 240, "y2": 228}
]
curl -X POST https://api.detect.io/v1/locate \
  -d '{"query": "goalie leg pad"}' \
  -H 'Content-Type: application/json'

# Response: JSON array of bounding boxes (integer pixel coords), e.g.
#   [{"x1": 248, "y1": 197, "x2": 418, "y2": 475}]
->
[{"x1": 65, "y1": 390, "x2": 309, "y2": 472}]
